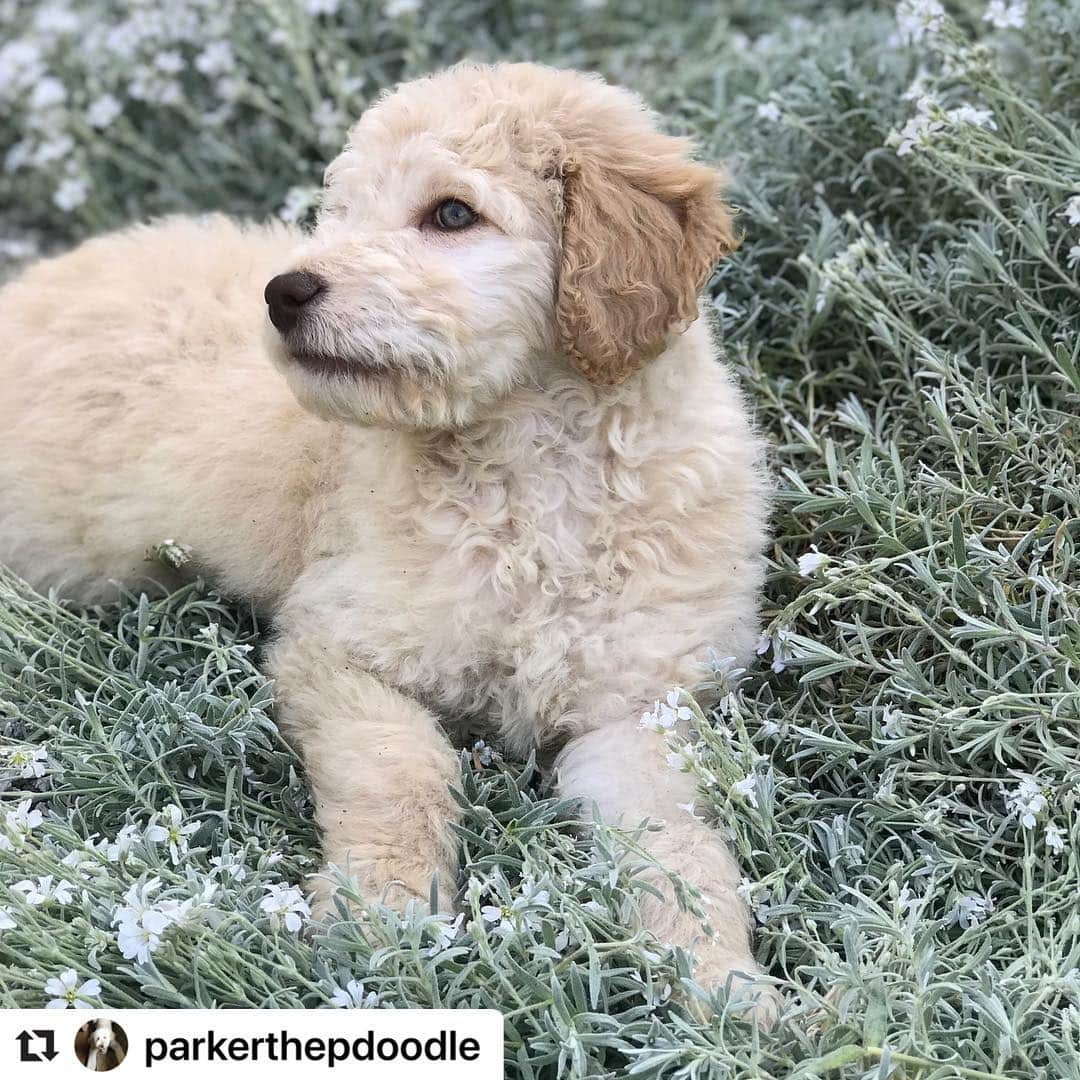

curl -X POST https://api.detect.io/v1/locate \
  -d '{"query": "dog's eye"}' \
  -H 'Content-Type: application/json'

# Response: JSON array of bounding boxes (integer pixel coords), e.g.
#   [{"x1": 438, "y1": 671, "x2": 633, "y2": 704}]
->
[{"x1": 431, "y1": 199, "x2": 479, "y2": 231}]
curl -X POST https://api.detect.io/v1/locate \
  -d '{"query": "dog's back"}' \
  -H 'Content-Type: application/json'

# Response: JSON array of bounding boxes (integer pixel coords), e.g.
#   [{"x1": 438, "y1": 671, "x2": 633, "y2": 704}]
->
[{"x1": 0, "y1": 216, "x2": 326, "y2": 604}]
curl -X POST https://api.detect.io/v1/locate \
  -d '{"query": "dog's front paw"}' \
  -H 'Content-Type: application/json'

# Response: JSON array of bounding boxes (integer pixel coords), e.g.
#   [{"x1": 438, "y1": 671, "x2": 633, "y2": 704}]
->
[
  {"x1": 684, "y1": 942, "x2": 783, "y2": 1027},
  {"x1": 638, "y1": 886, "x2": 781, "y2": 1027},
  {"x1": 306, "y1": 855, "x2": 458, "y2": 921}
]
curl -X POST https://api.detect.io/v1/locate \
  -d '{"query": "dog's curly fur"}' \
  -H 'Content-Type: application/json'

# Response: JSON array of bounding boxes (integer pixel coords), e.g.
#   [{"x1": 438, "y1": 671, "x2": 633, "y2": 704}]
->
[{"x1": 0, "y1": 62, "x2": 774, "y2": 1017}]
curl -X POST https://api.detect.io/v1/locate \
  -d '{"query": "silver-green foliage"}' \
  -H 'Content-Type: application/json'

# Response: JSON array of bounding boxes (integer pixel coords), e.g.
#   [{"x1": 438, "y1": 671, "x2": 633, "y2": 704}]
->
[{"x1": 2, "y1": 1, "x2": 1080, "y2": 1077}]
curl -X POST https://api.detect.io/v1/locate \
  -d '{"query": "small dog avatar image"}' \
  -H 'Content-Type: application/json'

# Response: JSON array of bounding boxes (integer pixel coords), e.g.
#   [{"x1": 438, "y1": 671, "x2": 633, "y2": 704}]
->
[{"x1": 74, "y1": 1018, "x2": 128, "y2": 1071}]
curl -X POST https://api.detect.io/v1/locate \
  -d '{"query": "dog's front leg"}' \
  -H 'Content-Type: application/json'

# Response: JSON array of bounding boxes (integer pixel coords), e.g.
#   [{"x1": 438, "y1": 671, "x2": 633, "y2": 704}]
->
[
  {"x1": 555, "y1": 719, "x2": 778, "y2": 1021},
  {"x1": 266, "y1": 617, "x2": 460, "y2": 916}
]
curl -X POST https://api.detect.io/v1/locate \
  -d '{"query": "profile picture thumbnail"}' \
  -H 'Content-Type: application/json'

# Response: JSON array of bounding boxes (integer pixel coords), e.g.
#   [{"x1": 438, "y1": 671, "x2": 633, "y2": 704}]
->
[{"x1": 74, "y1": 1018, "x2": 128, "y2": 1071}]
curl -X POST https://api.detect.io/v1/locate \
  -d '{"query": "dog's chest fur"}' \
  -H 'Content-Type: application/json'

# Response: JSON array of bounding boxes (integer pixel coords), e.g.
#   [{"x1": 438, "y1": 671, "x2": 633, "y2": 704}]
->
[
  {"x1": 301, "y1": 386, "x2": 617, "y2": 742},
  {"x1": 295, "y1": 351, "x2": 767, "y2": 751}
]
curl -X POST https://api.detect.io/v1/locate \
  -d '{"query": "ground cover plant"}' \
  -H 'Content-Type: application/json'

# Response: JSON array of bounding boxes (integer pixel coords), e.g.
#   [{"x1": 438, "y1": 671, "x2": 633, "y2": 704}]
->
[{"x1": 1, "y1": 0, "x2": 1079, "y2": 1076}]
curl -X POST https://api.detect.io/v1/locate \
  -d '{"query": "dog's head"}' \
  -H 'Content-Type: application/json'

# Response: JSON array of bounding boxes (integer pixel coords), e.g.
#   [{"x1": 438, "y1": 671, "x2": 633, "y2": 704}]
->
[
  {"x1": 265, "y1": 62, "x2": 736, "y2": 429},
  {"x1": 91, "y1": 1021, "x2": 113, "y2": 1053}
]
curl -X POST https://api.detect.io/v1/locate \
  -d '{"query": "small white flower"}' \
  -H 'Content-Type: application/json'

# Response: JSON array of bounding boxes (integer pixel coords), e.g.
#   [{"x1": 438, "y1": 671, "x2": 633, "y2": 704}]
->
[
  {"x1": 479, "y1": 901, "x2": 515, "y2": 937},
  {"x1": 6, "y1": 745, "x2": 47, "y2": 778},
  {"x1": 1045, "y1": 823, "x2": 1065, "y2": 855},
  {"x1": 756, "y1": 101, "x2": 781, "y2": 122},
  {"x1": 53, "y1": 175, "x2": 89, "y2": 212},
  {"x1": 155, "y1": 896, "x2": 197, "y2": 929},
  {"x1": 731, "y1": 775, "x2": 759, "y2": 808},
  {"x1": 665, "y1": 744, "x2": 695, "y2": 771},
  {"x1": 983, "y1": 0, "x2": 1025, "y2": 30},
  {"x1": 34, "y1": 4, "x2": 81, "y2": 36},
  {"x1": 86, "y1": 93, "x2": 122, "y2": 129},
  {"x1": 902, "y1": 71, "x2": 933, "y2": 102},
  {"x1": 144, "y1": 805, "x2": 199, "y2": 863},
  {"x1": 948, "y1": 894, "x2": 993, "y2": 929},
  {"x1": 259, "y1": 883, "x2": 310, "y2": 932},
  {"x1": 106, "y1": 823, "x2": 140, "y2": 862},
  {"x1": 895, "y1": 0, "x2": 945, "y2": 44},
  {"x1": 0, "y1": 39, "x2": 45, "y2": 97},
  {"x1": 29, "y1": 75, "x2": 66, "y2": 110},
  {"x1": 306, "y1": 0, "x2": 341, "y2": 13},
  {"x1": 153, "y1": 50, "x2": 184, "y2": 75},
  {"x1": 798, "y1": 546, "x2": 827, "y2": 576},
  {"x1": 946, "y1": 104, "x2": 997, "y2": 130},
  {"x1": 278, "y1": 185, "x2": 319, "y2": 224},
  {"x1": 0, "y1": 237, "x2": 38, "y2": 260},
  {"x1": 44, "y1": 969, "x2": 101, "y2": 1009},
  {"x1": 892, "y1": 97, "x2": 945, "y2": 156},
  {"x1": 755, "y1": 629, "x2": 792, "y2": 673},
  {"x1": 117, "y1": 908, "x2": 169, "y2": 963},
  {"x1": 676, "y1": 800, "x2": 705, "y2": 822},
  {"x1": 0, "y1": 907, "x2": 15, "y2": 931},
  {"x1": 209, "y1": 854, "x2": 247, "y2": 881},
  {"x1": 1067, "y1": 245, "x2": 1080, "y2": 269},
  {"x1": 313, "y1": 99, "x2": 345, "y2": 149},
  {"x1": 480, "y1": 887, "x2": 548, "y2": 937},
  {"x1": 1064, "y1": 196, "x2": 1080, "y2": 227},
  {"x1": 639, "y1": 690, "x2": 693, "y2": 732},
  {"x1": 5, "y1": 798, "x2": 43, "y2": 840},
  {"x1": 61, "y1": 848, "x2": 97, "y2": 878},
  {"x1": 1005, "y1": 776, "x2": 1048, "y2": 829},
  {"x1": 471, "y1": 739, "x2": 493, "y2": 767},
  {"x1": 195, "y1": 41, "x2": 235, "y2": 77},
  {"x1": 113, "y1": 878, "x2": 163, "y2": 927},
  {"x1": 882, "y1": 707, "x2": 905, "y2": 739},
  {"x1": 330, "y1": 979, "x2": 378, "y2": 1008},
  {"x1": 426, "y1": 912, "x2": 464, "y2": 956}
]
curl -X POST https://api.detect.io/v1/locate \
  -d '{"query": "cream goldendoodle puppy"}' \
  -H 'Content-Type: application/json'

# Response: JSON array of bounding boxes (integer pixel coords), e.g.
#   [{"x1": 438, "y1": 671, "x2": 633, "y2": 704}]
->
[{"x1": 0, "y1": 63, "x2": 773, "y2": 1015}]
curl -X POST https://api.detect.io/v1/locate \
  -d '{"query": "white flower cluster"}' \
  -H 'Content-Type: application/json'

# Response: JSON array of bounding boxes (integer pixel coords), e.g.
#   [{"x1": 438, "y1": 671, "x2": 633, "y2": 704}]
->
[
  {"x1": 1006, "y1": 775, "x2": 1047, "y2": 828},
  {"x1": 895, "y1": 0, "x2": 945, "y2": 45},
  {"x1": 113, "y1": 876, "x2": 219, "y2": 963},
  {"x1": 948, "y1": 893, "x2": 993, "y2": 929},
  {"x1": 1004, "y1": 775, "x2": 1068, "y2": 855},
  {"x1": 983, "y1": 0, "x2": 1026, "y2": 31},
  {"x1": 891, "y1": 95, "x2": 997, "y2": 158},
  {"x1": 12, "y1": 874, "x2": 75, "y2": 907},
  {"x1": 466, "y1": 872, "x2": 599, "y2": 954},
  {"x1": 736, "y1": 876, "x2": 774, "y2": 924}
]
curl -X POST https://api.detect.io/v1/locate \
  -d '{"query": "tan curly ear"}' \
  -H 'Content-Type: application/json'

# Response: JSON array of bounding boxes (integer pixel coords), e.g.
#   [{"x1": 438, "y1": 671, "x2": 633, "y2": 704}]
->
[{"x1": 556, "y1": 133, "x2": 737, "y2": 386}]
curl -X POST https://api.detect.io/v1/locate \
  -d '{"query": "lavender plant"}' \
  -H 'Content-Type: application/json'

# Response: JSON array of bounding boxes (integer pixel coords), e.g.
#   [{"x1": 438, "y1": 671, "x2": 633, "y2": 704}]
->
[{"x1": 2, "y1": 1, "x2": 1079, "y2": 1077}]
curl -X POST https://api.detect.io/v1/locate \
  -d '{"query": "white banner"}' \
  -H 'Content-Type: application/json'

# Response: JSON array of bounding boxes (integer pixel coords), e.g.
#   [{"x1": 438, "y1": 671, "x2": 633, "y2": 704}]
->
[{"x1": 0, "y1": 1009, "x2": 503, "y2": 1078}]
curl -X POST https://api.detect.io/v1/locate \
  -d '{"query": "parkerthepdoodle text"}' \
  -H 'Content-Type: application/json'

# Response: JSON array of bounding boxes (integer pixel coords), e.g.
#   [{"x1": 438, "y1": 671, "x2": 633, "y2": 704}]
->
[{"x1": 145, "y1": 1029, "x2": 481, "y2": 1068}]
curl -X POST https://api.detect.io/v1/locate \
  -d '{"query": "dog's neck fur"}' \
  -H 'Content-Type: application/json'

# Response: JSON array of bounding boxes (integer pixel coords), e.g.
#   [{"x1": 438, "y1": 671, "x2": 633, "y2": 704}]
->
[{"x1": 391, "y1": 322, "x2": 712, "y2": 494}]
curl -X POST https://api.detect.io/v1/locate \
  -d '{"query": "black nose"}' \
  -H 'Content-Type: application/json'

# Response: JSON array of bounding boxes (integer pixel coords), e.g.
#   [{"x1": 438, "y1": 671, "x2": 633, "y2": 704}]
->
[{"x1": 265, "y1": 271, "x2": 326, "y2": 333}]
